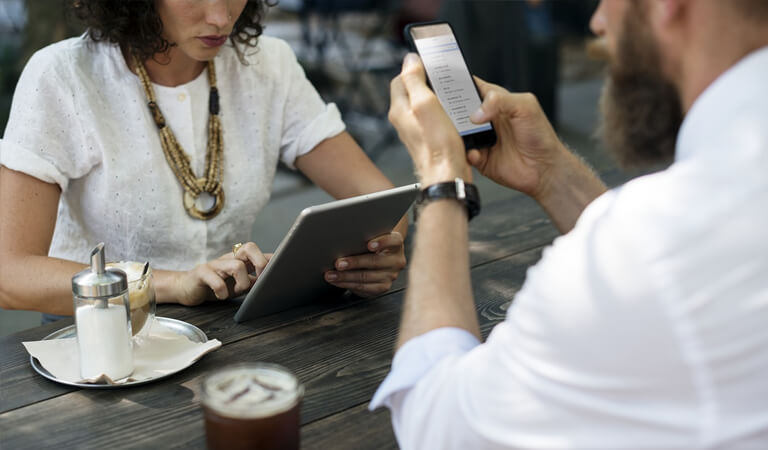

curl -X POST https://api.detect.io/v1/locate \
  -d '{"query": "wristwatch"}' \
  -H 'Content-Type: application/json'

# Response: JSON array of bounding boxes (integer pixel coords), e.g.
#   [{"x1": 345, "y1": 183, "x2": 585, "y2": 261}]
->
[{"x1": 416, "y1": 178, "x2": 481, "y2": 221}]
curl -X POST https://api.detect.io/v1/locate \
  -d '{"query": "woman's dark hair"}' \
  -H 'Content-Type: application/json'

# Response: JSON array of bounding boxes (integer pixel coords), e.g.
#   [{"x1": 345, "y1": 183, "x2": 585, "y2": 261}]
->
[{"x1": 70, "y1": 0, "x2": 277, "y2": 62}]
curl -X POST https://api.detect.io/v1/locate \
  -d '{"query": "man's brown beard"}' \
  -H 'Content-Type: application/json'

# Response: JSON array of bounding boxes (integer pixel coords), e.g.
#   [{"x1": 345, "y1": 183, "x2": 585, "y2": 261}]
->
[{"x1": 598, "y1": 2, "x2": 683, "y2": 168}]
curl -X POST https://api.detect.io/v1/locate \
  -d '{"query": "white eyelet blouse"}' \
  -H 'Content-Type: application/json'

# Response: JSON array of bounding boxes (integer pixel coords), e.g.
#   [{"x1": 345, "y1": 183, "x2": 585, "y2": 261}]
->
[{"x1": 0, "y1": 34, "x2": 345, "y2": 270}]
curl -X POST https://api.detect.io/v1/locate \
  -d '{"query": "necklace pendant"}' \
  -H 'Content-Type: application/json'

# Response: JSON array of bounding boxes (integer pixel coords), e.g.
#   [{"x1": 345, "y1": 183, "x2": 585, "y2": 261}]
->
[{"x1": 183, "y1": 187, "x2": 225, "y2": 220}]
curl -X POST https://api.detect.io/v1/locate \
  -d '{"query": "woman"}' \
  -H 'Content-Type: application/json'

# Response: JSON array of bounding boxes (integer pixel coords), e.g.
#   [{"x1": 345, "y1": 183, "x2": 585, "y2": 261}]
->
[{"x1": 0, "y1": 0, "x2": 407, "y2": 319}]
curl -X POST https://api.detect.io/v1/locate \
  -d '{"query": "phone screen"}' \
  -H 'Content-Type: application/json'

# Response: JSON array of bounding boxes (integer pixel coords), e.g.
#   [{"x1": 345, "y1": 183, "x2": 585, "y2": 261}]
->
[{"x1": 409, "y1": 23, "x2": 493, "y2": 139}]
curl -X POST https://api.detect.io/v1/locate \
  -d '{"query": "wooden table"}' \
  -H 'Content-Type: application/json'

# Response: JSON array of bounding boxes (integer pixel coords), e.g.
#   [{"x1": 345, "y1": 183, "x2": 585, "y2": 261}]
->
[{"x1": 2, "y1": 175, "x2": 626, "y2": 448}]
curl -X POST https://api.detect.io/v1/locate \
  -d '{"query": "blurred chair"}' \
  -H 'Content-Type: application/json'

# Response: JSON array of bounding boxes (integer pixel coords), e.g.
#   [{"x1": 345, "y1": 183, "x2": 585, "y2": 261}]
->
[
  {"x1": 278, "y1": 0, "x2": 406, "y2": 159},
  {"x1": 441, "y1": 0, "x2": 559, "y2": 127}
]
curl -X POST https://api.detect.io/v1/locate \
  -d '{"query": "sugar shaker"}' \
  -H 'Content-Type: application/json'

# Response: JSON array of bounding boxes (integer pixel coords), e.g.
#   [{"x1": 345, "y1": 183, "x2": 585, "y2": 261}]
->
[{"x1": 71, "y1": 243, "x2": 134, "y2": 380}]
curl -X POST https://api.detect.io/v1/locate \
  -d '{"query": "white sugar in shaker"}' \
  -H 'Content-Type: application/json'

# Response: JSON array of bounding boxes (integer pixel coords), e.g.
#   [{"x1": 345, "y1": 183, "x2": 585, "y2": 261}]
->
[{"x1": 71, "y1": 243, "x2": 134, "y2": 381}]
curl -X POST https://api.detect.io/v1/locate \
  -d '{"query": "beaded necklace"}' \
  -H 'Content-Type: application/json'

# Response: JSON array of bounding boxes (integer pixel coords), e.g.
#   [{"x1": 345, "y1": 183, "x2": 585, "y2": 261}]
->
[{"x1": 133, "y1": 53, "x2": 225, "y2": 220}]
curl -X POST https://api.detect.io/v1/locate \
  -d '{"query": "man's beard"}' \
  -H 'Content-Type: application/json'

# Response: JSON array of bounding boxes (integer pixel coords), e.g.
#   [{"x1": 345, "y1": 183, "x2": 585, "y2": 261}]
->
[{"x1": 598, "y1": 3, "x2": 684, "y2": 168}]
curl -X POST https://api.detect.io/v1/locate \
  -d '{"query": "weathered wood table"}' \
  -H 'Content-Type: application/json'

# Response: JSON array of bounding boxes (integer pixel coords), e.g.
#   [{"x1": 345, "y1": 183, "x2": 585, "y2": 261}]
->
[{"x1": 1, "y1": 175, "x2": 626, "y2": 448}]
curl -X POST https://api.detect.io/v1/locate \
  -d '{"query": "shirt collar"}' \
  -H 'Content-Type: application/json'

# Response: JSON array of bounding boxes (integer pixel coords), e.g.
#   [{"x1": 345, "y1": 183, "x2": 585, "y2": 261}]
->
[{"x1": 675, "y1": 45, "x2": 768, "y2": 163}]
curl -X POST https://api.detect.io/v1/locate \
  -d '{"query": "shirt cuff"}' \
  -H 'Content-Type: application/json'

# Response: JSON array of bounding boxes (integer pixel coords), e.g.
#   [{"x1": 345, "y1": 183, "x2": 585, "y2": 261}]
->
[
  {"x1": 0, "y1": 139, "x2": 69, "y2": 191},
  {"x1": 369, "y1": 327, "x2": 480, "y2": 410},
  {"x1": 279, "y1": 103, "x2": 346, "y2": 170}
]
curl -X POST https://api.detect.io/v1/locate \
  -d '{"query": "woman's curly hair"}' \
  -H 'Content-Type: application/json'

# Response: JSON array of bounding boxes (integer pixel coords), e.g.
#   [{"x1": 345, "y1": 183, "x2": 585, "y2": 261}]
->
[{"x1": 70, "y1": 0, "x2": 277, "y2": 62}]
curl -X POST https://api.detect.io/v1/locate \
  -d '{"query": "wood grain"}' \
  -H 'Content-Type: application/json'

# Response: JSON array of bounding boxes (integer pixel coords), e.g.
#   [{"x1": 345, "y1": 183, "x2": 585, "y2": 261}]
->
[
  {"x1": 0, "y1": 192, "x2": 559, "y2": 415},
  {"x1": 0, "y1": 246, "x2": 544, "y2": 448},
  {"x1": 302, "y1": 402, "x2": 397, "y2": 450}
]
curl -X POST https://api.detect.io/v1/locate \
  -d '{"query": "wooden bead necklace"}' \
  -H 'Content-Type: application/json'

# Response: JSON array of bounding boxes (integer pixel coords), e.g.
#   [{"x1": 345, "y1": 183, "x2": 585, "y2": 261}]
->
[{"x1": 133, "y1": 53, "x2": 225, "y2": 220}]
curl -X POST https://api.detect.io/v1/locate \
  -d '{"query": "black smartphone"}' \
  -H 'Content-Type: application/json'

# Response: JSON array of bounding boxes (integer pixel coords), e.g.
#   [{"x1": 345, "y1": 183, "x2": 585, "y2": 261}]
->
[{"x1": 404, "y1": 21, "x2": 497, "y2": 150}]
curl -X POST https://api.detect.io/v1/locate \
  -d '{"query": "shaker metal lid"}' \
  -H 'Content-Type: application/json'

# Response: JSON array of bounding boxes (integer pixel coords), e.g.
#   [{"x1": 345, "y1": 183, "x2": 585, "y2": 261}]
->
[{"x1": 71, "y1": 243, "x2": 128, "y2": 298}]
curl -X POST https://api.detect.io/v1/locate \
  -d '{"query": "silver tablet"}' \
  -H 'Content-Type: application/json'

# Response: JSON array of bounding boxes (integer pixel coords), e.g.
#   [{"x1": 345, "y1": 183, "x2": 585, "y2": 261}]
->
[{"x1": 234, "y1": 184, "x2": 420, "y2": 322}]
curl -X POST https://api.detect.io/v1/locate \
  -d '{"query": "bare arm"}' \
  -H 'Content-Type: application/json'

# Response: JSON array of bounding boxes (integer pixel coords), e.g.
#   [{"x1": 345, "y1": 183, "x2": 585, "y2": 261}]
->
[
  {"x1": 0, "y1": 167, "x2": 83, "y2": 314},
  {"x1": 397, "y1": 200, "x2": 480, "y2": 348},
  {"x1": 295, "y1": 131, "x2": 409, "y2": 297},
  {"x1": 0, "y1": 167, "x2": 270, "y2": 313},
  {"x1": 295, "y1": 131, "x2": 409, "y2": 237},
  {"x1": 296, "y1": 132, "x2": 395, "y2": 201},
  {"x1": 387, "y1": 54, "x2": 483, "y2": 347}
]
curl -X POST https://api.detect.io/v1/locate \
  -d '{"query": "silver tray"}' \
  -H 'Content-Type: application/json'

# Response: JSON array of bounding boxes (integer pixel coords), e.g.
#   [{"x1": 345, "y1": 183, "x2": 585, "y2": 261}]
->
[{"x1": 30, "y1": 317, "x2": 208, "y2": 389}]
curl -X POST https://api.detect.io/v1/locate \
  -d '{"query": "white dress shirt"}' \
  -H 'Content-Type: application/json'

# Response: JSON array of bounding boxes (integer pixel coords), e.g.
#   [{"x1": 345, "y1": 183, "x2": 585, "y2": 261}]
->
[
  {"x1": 0, "y1": 35, "x2": 344, "y2": 269},
  {"x1": 371, "y1": 47, "x2": 768, "y2": 449}
]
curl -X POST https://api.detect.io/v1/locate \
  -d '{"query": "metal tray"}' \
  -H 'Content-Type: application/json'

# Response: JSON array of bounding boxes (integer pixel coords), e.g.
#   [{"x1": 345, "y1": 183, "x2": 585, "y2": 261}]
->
[{"x1": 30, "y1": 317, "x2": 207, "y2": 389}]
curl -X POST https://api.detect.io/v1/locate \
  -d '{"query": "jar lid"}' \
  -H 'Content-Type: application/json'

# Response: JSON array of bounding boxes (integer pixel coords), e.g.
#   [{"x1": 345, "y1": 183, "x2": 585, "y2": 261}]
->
[{"x1": 72, "y1": 243, "x2": 128, "y2": 298}]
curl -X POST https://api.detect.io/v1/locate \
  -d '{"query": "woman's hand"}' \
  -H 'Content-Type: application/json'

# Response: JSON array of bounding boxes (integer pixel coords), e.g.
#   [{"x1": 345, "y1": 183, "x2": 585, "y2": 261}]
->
[
  {"x1": 324, "y1": 231, "x2": 406, "y2": 297},
  {"x1": 168, "y1": 242, "x2": 271, "y2": 306}
]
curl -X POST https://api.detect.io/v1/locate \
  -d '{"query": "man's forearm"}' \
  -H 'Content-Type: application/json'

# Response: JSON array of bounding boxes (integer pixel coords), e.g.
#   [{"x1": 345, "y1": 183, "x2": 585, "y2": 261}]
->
[
  {"x1": 396, "y1": 200, "x2": 480, "y2": 350},
  {"x1": 536, "y1": 148, "x2": 607, "y2": 234}
]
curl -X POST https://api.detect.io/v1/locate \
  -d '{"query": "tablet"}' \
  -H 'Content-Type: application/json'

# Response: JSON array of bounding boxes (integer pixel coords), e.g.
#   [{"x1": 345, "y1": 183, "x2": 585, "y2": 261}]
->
[{"x1": 234, "y1": 183, "x2": 420, "y2": 322}]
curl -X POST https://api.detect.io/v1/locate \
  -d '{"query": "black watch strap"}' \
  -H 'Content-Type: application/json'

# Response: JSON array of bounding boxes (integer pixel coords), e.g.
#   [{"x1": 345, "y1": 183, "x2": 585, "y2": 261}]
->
[{"x1": 417, "y1": 178, "x2": 481, "y2": 221}]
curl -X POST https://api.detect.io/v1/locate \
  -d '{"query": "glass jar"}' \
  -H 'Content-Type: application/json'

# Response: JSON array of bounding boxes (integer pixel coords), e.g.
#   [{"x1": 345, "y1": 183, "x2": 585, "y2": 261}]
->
[
  {"x1": 72, "y1": 243, "x2": 134, "y2": 381},
  {"x1": 106, "y1": 261, "x2": 156, "y2": 337}
]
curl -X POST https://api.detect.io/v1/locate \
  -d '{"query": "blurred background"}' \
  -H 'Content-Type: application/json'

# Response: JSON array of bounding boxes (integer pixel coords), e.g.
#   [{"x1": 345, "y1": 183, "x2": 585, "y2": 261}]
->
[{"x1": 1, "y1": 0, "x2": 608, "y2": 335}]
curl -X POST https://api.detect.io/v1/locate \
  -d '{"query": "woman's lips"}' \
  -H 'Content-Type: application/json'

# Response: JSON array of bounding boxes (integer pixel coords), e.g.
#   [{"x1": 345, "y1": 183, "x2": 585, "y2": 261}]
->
[{"x1": 198, "y1": 35, "x2": 228, "y2": 47}]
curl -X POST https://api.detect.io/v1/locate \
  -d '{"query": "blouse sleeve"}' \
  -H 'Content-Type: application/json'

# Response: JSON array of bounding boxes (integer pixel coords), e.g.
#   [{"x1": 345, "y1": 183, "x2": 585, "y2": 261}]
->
[
  {"x1": 0, "y1": 46, "x2": 98, "y2": 192},
  {"x1": 274, "y1": 39, "x2": 346, "y2": 169}
]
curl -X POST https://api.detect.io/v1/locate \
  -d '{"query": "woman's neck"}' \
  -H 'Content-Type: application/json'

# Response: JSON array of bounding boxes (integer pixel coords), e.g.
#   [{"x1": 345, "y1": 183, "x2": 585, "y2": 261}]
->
[{"x1": 124, "y1": 46, "x2": 207, "y2": 87}]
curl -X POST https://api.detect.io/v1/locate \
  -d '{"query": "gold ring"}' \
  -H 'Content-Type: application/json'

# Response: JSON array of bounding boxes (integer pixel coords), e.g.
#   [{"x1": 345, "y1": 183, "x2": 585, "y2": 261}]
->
[{"x1": 232, "y1": 242, "x2": 243, "y2": 257}]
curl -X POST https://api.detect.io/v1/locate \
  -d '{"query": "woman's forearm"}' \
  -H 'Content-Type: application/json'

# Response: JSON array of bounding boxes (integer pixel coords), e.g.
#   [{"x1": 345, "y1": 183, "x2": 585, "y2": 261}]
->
[{"x1": 0, "y1": 254, "x2": 86, "y2": 314}]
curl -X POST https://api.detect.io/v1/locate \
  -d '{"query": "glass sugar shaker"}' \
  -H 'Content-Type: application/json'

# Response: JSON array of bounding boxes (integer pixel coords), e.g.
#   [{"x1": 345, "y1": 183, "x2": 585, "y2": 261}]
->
[{"x1": 71, "y1": 242, "x2": 134, "y2": 381}]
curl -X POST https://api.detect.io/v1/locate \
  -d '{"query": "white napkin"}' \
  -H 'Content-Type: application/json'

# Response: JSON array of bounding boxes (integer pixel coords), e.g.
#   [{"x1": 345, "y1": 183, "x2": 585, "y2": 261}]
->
[{"x1": 23, "y1": 320, "x2": 221, "y2": 385}]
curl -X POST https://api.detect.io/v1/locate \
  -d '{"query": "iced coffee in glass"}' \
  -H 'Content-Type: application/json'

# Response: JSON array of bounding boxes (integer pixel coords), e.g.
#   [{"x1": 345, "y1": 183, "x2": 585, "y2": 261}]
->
[
  {"x1": 106, "y1": 261, "x2": 155, "y2": 336},
  {"x1": 201, "y1": 363, "x2": 303, "y2": 450}
]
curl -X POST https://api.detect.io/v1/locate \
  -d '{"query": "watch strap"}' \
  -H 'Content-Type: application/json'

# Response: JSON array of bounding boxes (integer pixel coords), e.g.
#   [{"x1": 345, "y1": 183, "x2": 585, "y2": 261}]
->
[{"x1": 417, "y1": 178, "x2": 481, "y2": 221}]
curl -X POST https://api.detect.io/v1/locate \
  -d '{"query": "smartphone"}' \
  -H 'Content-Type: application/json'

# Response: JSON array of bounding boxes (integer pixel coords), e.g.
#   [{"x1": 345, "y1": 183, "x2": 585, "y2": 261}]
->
[{"x1": 404, "y1": 21, "x2": 497, "y2": 149}]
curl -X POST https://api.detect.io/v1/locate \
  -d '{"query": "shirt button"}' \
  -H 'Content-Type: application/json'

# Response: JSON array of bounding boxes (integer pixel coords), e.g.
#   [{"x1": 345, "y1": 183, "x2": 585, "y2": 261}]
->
[{"x1": 177, "y1": 93, "x2": 187, "y2": 102}]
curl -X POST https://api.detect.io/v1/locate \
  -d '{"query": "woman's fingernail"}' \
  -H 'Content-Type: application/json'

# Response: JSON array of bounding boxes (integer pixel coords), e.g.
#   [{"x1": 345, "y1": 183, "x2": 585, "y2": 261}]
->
[
  {"x1": 326, "y1": 272, "x2": 338, "y2": 281},
  {"x1": 337, "y1": 260, "x2": 349, "y2": 270},
  {"x1": 470, "y1": 107, "x2": 486, "y2": 123},
  {"x1": 370, "y1": 242, "x2": 379, "y2": 250}
]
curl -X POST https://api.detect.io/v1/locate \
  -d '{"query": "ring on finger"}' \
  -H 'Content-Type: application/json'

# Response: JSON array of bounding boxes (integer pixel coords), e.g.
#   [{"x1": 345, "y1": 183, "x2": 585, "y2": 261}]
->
[{"x1": 232, "y1": 242, "x2": 243, "y2": 257}]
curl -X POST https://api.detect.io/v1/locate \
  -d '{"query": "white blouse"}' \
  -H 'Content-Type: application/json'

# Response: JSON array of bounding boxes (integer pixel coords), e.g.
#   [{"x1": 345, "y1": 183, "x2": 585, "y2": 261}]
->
[{"x1": 0, "y1": 35, "x2": 345, "y2": 269}]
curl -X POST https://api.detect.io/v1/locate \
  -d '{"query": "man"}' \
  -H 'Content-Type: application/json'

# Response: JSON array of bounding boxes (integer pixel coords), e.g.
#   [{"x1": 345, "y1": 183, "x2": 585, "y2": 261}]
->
[{"x1": 370, "y1": 0, "x2": 768, "y2": 448}]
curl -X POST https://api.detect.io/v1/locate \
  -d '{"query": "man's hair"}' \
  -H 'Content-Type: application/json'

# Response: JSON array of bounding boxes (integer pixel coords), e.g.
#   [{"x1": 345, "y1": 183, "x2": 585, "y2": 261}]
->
[
  {"x1": 732, "y1": 0, "x2": 768, "y2": 22},
  {"x1": 70, "y1": 0, "x2": 277, "y2": 62}
]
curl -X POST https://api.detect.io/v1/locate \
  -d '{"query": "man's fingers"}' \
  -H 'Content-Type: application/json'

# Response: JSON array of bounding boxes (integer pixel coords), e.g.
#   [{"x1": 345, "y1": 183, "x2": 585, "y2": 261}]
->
[
  {"x1": 399, "y1": 53, "x2": 437, "y2": 111},
  {"x1": 389, "y1": 75, "x2": 409, "y2": 126},
  {"x1": 473, "y1": 76, "x2": 501, "y2": 97},
  {"x1": 471, "y1": 78, "x2": 539, "y2": 124},
  {"x1": 467, "y1": 148, "x2": 488, "y2": 168}
]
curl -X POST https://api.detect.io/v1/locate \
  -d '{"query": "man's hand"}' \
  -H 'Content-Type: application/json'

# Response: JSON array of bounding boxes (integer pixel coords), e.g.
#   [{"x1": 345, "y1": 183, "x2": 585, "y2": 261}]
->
[
  {"x1": 467, "y1": 78, "x2": 569, "y2": 200},
  {"x1": 468, "y1": 78, "x2": 607, "y2": 232},
  {"x1": 389, "y1": 53, "x2": 471, "y2": 185}
]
